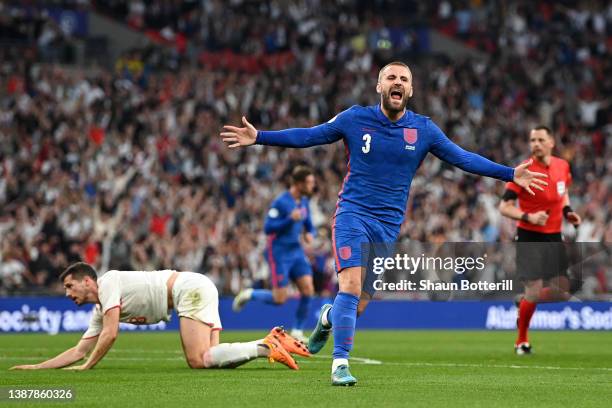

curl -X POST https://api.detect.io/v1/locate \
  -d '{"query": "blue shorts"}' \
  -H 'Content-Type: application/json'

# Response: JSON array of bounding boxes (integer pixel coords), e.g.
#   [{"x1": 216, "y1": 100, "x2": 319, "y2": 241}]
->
[
  {"x1": 332, "y1": 212, "x2": 400, "y2": 295},
  {"x1": 264, "y1": 240, "x2": 312, "y2": 288}
]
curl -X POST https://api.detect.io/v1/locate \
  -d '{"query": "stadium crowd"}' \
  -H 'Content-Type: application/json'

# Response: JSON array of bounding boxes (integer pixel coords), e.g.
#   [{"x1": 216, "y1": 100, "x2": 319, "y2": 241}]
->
[{"x1": 0, "y1": 0, "x2": 610, "y2": 298}]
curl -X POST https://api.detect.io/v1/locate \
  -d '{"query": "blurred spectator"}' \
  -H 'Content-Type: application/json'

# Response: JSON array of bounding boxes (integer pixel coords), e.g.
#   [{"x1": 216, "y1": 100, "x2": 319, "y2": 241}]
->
[{"x1": 0, "y1": 0, "x2": 610, "y2": 299}]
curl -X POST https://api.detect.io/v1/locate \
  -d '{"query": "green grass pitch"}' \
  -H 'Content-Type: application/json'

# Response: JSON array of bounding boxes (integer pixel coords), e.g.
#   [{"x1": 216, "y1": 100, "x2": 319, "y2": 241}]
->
[{"x1": 1, "y1": 330, "x2": 611, "y2": 407}]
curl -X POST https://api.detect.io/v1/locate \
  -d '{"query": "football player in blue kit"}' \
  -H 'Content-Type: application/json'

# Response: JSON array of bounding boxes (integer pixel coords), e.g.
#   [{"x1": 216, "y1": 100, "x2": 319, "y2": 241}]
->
[
  {"x1": 221, "y1": 61, "x2": 547, "y2": 386},
  {"x1": 233, "y1": 166, "x2": 316, "y2": 342}
]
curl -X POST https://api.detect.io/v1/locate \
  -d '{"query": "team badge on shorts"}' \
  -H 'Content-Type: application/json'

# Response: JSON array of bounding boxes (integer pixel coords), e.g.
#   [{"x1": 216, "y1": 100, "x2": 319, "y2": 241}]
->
[{"x1": 339, "y1": 246, "x2": 352, "y2": 260}]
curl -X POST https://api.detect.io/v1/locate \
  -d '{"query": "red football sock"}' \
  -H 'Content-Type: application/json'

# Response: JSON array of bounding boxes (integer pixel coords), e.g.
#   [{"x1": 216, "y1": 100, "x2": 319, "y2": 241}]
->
[{"x1": 516, "y1": 299, "x2": 536, "y2": 345}]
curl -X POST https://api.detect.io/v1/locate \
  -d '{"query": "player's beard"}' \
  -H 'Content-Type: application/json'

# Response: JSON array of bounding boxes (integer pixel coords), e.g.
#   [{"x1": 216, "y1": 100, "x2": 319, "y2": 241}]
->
[{"x1": 381, "y1": 90, "x2": 408, "y2": 114}]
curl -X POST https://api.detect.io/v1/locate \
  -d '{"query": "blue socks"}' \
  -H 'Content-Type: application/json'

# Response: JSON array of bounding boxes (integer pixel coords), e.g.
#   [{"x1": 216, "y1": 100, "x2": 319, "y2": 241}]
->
[
  {"x1": 250, "y1": 289, "x2": 275, "y2": 304},
  {"x1": 331, "y1": 292, "x2": 359, "y2": 359},
  {"x1": 294, "y1": 296, "x2": 312, "y2": 330},
  {"x1": 250, "y1": 290, "x2": 313, "y2": 332}
]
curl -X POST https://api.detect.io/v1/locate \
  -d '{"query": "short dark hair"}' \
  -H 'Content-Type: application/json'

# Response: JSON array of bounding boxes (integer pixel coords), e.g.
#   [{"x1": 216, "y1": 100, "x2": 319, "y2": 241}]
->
[
  {"x1": 59, "y1": 262, "x2": 97, "y2": 282},
  {"x1": 532, "y1": 125, "x2": 553, "y2": 136},
  {"x1": 291, "y1": 165, "x2": 314, "y2": 184}
]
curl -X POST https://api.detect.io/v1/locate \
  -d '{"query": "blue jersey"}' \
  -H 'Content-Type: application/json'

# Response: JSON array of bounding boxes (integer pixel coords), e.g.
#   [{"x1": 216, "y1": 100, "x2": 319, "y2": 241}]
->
[
  {"x1": 264, "y1": 191, "x2": 315, "y2": 247},
  {"x1": 257, "y1": 104, "x2": 514, "y2": 226}
]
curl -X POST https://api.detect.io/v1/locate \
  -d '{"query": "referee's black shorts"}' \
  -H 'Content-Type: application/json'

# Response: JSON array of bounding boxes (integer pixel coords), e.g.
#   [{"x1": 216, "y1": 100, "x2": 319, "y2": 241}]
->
[{"x1": 515, "y1": 227, "x2": 569, "y2": 281}]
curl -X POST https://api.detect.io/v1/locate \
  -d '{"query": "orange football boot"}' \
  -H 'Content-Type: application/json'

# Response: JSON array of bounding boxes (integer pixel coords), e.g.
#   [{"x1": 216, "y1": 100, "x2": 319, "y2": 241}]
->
[
  {"x1": 263, "y1": 336, "x2": 299, "y2": 370},
  {"x1": 266, "y1": 326, "x2": 311, "y2": 357}
]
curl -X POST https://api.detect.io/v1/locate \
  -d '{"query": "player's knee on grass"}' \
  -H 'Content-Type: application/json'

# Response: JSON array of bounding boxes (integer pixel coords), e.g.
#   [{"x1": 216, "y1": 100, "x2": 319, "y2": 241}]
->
[
  {"x1": 179, "y1": 317, "x2": 212, "y2": 369},
  {"x1": 186, "y1": 352, "x2": 206, "y2": 369}
]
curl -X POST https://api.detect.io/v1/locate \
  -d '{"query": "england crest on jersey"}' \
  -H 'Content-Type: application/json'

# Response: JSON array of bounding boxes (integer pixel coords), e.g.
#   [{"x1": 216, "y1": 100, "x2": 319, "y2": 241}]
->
[{"x1": 404, "y1": 128, "x2": 418, "y2": 144}]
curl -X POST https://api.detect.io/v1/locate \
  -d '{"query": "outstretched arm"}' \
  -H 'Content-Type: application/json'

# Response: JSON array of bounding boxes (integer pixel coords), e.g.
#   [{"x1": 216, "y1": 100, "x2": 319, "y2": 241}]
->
[
  {"x1": 64, "y1": 307, "x2": 120, "y2": 371},
  {"x1": 428, "y1": 122, "x2": 547, "y2": 194},
  {"x1": 9, "y1": 337, "x2": 98, "y2": 370},
  {"x1": 221, "y1": 116, "x2": 343, "y2": 148}
]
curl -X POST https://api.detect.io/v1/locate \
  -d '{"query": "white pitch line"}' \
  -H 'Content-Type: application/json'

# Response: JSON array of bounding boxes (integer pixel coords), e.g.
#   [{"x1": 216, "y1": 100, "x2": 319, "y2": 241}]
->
[
  {"x1": 3, "y1": 355, "x2": 611, "y2": 372},
  {"x1": 4, "y1": 349, "x2": 612, "y2": 372},
  {"x1": 377, "y1": 361, "x2": 612, "y2": 372},
  {"x1": 311, "y1": 354, "x2": 382, "y2": 365},
  {"x1": 311, "y1": 355, "x2": 612, "y2": 371}
]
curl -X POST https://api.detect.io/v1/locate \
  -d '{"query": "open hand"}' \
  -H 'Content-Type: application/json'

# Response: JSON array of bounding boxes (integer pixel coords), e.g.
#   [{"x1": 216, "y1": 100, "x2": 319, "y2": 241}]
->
[
  {"x1": 513, "y1": 160, "x2": 548, "y2": 195},
  {"x1": 221, "y1": 116, "x2": 258, "y2": 148},
  {"x1": 9, "y1": 364, "x2": 41, "y2": 370}
]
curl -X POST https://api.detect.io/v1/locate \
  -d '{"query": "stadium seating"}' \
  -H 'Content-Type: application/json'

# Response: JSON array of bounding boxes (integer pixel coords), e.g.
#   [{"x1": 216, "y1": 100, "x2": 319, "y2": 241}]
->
[{"x1": 0, "y1": 0, "x2": 609, "y2": 298}]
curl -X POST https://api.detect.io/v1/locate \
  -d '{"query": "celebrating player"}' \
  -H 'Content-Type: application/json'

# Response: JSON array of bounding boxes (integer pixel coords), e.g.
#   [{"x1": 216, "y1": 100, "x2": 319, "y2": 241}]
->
[
  {"x1": 221, "y1": 61, "x2": 547, "y2": 386},
  {"x1": 10, "y1": 262, "x2": 310, "y2": 371},
  {"x1": 233, "y1": 165, "x2": 316, "y2": 342},
  {"x1": 499, "y1": 126, "x2": 581, "y2": 355}
]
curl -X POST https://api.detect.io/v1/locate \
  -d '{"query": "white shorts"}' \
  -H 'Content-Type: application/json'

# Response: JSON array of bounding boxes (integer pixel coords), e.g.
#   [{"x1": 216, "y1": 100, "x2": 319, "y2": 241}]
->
[{"x1": 172, "y1": 272, "x2": 222, "y2": 330}]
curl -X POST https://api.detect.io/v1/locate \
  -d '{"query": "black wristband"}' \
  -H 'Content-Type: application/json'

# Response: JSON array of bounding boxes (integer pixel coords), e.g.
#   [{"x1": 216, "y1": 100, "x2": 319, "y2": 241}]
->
[
  {"x1": 563, "y1": 205, "x2": 573, "y2": 219},
  {"x1": 502, "y1": 189, "x2": 518, "y2": 201},
  {"x1": 520, "y1": 213, "x2": 529, "y2": 222}
]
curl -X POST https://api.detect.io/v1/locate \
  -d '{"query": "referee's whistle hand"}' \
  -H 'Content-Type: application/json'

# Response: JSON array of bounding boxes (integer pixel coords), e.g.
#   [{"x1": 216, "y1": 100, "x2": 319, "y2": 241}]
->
[{"x1": 513, "y1": 160, "x2": 548, "y2": 195}]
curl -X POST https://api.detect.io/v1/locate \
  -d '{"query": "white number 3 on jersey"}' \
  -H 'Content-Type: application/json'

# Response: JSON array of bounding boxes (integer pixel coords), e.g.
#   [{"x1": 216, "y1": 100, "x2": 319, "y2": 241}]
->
[{"x1": 362, "y1": 134, "x2": 371, "y2": 153}]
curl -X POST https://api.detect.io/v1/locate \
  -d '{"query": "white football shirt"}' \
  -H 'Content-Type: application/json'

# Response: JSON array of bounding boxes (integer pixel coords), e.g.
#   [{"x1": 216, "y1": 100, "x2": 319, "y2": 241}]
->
[{"x1": 83, "y1": 270, "x2": 175, "y2": 338}]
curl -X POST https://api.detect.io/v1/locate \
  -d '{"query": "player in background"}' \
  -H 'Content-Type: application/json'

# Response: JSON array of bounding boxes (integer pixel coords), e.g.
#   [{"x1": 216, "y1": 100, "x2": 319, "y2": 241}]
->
[
  {"x1": 10, "y1": 262, "x2": 310, "y2": 371},
  {"x1": 499, "y1": 126, "x2": 581, "y2": 355},
  {"x1": 233, "y1": 166, "x2": 316, "y2": 342},
  {"x1": 221, "y1": 61, "x2": 547, "y2": 386}
]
